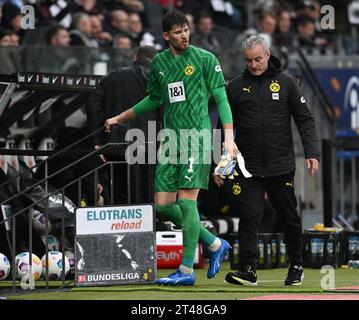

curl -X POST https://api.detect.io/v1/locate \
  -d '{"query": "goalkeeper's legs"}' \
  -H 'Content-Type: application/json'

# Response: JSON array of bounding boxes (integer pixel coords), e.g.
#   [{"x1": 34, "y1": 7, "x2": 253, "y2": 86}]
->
[
  {"x1": 155, "y1": 190, "x2": 230, "y2": 285},
  {"x1": 155, "y1": 202, "x2": 217, "y2": 247}
]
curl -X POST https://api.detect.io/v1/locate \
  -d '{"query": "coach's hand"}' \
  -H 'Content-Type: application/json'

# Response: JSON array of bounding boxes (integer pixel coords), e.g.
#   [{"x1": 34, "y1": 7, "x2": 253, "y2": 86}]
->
[
  {"x1": 306, "y1": 158, "x2": 319, "y2": 177},
  {"x1": 212, "y1": 173, "x2": 224, "y2": 187}
]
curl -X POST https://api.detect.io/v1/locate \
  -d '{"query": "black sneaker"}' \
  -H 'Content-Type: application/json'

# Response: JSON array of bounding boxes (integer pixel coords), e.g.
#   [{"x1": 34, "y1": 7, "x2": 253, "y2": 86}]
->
[
  {"x1": 225, "y1": 266, "x2": 258, "y2": 286},
  {"x1": 285, "y1": 265, "x2": 304, "y2": 286}
]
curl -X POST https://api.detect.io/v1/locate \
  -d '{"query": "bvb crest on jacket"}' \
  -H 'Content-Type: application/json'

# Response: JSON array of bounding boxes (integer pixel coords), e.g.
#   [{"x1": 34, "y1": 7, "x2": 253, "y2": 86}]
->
[
  {"x1": 269, "y1": 80, "x2": 280, "y2": 92},
  {"x1": 232, "y1": 183, "x2": 241, "y2": 195}
]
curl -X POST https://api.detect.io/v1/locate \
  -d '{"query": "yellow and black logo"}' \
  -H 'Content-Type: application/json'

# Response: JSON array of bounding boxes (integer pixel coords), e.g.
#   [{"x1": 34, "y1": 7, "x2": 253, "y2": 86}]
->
[
  {"x1": 285, "y1": 181, "x2": 294, "y2": 188},
  {"x1": 184, "y1": 64, "x2": 195, "y2": 76},
  {"x1": 269, "y1": 80, "x2": 280, "y2": 92},
  {"x1": 232, "y1": 183, "x2": 241, "y2": 195}
]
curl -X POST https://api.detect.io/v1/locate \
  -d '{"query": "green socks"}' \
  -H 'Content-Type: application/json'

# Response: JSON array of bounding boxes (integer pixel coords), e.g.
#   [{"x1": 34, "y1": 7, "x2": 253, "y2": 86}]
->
[
  {"x1": 155, "y1": 200, "x2": 217, "y2": 269},
  {"x1": 155, "y1": 202, "x2": 216, "y2": 247},
  {"x1": 176, "y1": 198, "x2": 200, "y2": 268}
]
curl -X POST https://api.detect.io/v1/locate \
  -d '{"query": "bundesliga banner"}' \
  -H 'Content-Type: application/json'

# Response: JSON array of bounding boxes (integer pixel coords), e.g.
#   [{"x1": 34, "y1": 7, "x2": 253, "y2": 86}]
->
[
  {"x1": 76, "y1": 204, "x2": 154, "y2": 235},
  {"x1": 75, "y1": 204, "x2": 156, "y2": 286}
]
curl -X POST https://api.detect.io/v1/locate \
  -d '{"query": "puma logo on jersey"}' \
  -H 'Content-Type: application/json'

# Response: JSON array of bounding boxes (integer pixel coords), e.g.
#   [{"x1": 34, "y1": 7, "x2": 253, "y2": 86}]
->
[
  {"x1": 184, "y1": 175, "x2": 192, "y2": 182},
  {"x1": 285, "y1": 182, "x2": 294, "y2": 187},
  {"x1": 243, "y1": 86, "x2": 251, "y2": 93},
  {"x1": 159, "y1": 71, "x2": 165, "y2": 77}
]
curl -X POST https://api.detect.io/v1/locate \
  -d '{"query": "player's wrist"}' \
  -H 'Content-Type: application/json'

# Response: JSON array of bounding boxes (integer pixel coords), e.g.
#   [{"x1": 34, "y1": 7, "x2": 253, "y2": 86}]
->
[
  {"x1": 223, "y1": 128, "x2": 234, "y2": 141},
  {"x1": 115, "y1": 114, "x2": 123, "y2": 125}
]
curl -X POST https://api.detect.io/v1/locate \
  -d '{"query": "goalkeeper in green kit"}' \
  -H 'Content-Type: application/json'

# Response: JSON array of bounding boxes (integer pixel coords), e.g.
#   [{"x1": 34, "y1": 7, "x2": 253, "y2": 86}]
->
[{"x1": 105, "y1": 10, "x2": 238, "y2": 285}]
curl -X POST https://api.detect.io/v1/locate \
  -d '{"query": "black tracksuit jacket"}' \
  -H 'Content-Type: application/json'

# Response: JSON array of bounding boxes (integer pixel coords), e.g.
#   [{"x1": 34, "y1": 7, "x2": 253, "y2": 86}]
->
[
  {"x1": 227, "y1": 55, "x2": 320, "y2": 177},
  {"x1": 87, "y1": 59, "x2": 159, "y2": 145}
]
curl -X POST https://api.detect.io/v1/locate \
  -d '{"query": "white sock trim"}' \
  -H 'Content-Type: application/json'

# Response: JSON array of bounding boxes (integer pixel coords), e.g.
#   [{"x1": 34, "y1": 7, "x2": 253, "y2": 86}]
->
[
  {"x1": 179, "y1": 265, "x2": 194, "y2": 275},
  {"x1": 208, "y1": 237, "x2": 221, "y2": 252}
]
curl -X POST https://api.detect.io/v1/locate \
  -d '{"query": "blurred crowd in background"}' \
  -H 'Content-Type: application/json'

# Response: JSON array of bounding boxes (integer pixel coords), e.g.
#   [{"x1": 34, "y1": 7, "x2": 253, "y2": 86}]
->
[{"x1": 0, "y1": 0, "x2": 355, "y2": 76}]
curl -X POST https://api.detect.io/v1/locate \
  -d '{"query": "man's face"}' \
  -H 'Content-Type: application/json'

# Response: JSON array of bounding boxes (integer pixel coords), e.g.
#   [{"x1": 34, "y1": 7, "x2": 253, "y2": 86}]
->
[
  {"x1": 10, "y1": 15, "x2": 22, "y2": 31},
  {"x1": 55, "y1": 29, "x2": 71, "y2": 47},
  {"x1": 91, "y1": 16, "x2": 102, "y2": 34},
  {"x1": 197, "y1": 17, "x2": 212, "y2": 35},
  {"x1": 0, "y1": 35, "x2": 12, "y2": 47},
  {"x1": 10, "y1": 33, "x2": 19, "y2": 46},
  {"x1": 305, "y1": 2, "x2": 321, "y2": 20},
  {"x1": 129, "y1": 13, "x2": 142, "y2": 34},
  {"x1": 244, "y1": 43, "x2": 270, "y2": 76},
  {"x1": 112, "y1": 10, "x2": 129, "y2": 32},
  {"x1": 259, "y1": 16, "x2": 277, "y2": 35},
  {"x1": 115, "y1": 36, "x2": 131, "y2": 49},
  {"x1": 298, "y1": 23, "x2": 315, "y2": 40},
  {"x1": 278, "y1": 11, "x2": 291, "y2": 33},
  {"x1": 163, "y1": 24, "x2": 190, "y2": 54}
]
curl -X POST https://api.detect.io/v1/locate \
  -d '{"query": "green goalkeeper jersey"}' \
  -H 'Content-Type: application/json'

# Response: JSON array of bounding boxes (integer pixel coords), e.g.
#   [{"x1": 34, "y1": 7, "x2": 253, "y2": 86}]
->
[{"x1": 147, "y1": 45, "x2": 226, "y2": 152}]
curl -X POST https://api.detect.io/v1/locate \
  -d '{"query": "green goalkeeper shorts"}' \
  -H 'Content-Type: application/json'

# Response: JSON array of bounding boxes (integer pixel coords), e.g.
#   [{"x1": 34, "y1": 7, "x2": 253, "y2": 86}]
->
[{"x1": 155, "y1": 150, "x2": 212, "y2": 192}]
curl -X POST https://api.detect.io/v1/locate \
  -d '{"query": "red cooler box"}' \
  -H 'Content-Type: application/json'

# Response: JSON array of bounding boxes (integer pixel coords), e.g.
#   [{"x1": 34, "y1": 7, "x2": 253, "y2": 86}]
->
[{"x1": 156, "y1": 231, "x2": 203, "y2": 269}]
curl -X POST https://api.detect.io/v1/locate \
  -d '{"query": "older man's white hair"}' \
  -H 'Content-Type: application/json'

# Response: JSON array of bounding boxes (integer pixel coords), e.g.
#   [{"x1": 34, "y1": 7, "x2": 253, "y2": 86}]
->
[{"x1": 242, "y1": 35, "x2": 270, "y2": 52}]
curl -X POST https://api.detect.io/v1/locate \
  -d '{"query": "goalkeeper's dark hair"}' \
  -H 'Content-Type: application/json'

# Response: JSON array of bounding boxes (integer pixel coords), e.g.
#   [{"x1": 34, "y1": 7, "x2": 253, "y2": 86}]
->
[{"x1": 162, "y1": 9, "x2": 189, "y2": 32}]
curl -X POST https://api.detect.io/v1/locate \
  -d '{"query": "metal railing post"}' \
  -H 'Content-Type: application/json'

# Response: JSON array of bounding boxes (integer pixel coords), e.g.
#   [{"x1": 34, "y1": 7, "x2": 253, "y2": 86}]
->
[
  {"x1": 61, "y1": 188, "x2": 65, "y2": 287},
  {"x1": 322, "y1": 139, "x2": 334, "y2": 227},
  {"x1": 11, "y1": 216, "x2": 16, "y2": 293},
  {"x1": 44, "y1": 160, "x2": 49, "y2": 290},
  {"x1": 110, "y1": 162, "x2": 114, "y2": 205},
  {"x1": 28, "y1": 208, "x2": 34, "y2": 290}
]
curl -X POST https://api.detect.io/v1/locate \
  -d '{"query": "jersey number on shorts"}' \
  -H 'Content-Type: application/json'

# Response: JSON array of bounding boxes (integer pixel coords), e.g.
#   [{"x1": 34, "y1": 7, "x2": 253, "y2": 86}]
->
[
  {"x1": 168, "y1": 81, "x2": 186, "y2": 103},
  {"x1": 188, "y1": 157, "x2": 194, "y2": 173}
]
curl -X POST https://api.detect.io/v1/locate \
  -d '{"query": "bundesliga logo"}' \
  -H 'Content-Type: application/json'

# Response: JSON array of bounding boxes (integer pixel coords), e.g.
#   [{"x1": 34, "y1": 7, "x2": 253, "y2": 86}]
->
[{"x1": 79, "y1": 273, "x2": 140, "y2": 282}]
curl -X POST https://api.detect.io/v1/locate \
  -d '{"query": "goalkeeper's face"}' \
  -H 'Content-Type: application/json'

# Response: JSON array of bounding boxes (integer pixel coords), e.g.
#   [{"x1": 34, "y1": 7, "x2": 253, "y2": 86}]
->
[{"x1": 163, "y1": 24, "x2": 190, "y2": 54}]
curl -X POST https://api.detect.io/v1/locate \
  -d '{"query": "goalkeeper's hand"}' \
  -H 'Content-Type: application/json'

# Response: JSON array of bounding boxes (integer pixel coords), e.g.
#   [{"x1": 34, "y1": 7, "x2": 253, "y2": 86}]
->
[
  {"x1": 223, "y1": 138, "x2": 238, "y2": 159},
  {"x1": 104, "y1": 116, "x2": 121, "y2": 132}
]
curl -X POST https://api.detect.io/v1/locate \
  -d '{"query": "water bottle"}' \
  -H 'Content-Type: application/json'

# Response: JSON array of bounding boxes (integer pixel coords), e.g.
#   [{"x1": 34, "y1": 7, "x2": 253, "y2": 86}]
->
[
  {"x1": 354, "y1": 237, "x2": 359, "y2": 259},
  {"x1": 271, "y1": 239, "x2": 277, "y2": 265},
  {"x1": 327, "y1": 239, "x2": 333, "y2": 259},
  {"x1": 233, "y1": 240, "x2": 239, "y2": 264},
  {"x1": 348, "y1": 236, "x2": 356, "y2": 260},
  {"x1": 258, "y1": 240, "x2": 264, "y2": 265},
  {"x1": 348, "y1": 260, "x2": 359, "y2": 269},
  {"x1": 266, "y1": 241, "x2": 271, "y2": 265},
  {"x1": 317, "y1": 238, "x2": 324, "y2": 263},
  {"x1": 311, "y1": 238, "x2": 318, "y2": 263},
  {"x1": 280, "y1": 240, "x2": 286, "y2": 264}
]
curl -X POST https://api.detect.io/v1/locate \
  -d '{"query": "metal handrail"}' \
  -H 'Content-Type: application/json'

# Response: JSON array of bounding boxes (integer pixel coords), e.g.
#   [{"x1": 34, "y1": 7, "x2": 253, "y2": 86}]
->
[
  {"x1": 0, "y1": 160, "x2": 124, "y2": 225},
  {"x1": 0, "y1": 127, "x2": 104, "y2": 190},
  {"x1": 0, "y1": 142, "x2": 127, "y2": 208},
  {"x1": 295, "y1": 46, "x2": 336, "y2": 125}
]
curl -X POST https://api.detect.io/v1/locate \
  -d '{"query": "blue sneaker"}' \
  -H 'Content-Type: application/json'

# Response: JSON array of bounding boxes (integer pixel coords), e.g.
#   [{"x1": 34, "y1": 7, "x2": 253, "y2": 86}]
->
[
  {"x1": 207, "y1": 239, "x2": 231, "y2": 279},
  {"x1": 156, "y1": 269, "x2": 195, "y2": 286}
]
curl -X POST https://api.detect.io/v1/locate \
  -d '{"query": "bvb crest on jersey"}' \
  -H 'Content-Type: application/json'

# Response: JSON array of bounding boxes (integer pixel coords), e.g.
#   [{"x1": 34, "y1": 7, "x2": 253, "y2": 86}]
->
[
  {"x1": 269, "y1": 80, "x2": 280, "y2": 92},
  {"x1": 232, "y1": 183, "x2": 241, "y2": 195},
  {"x1": 184, "y1": 64, "x2": 195, "y2": 76}
]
